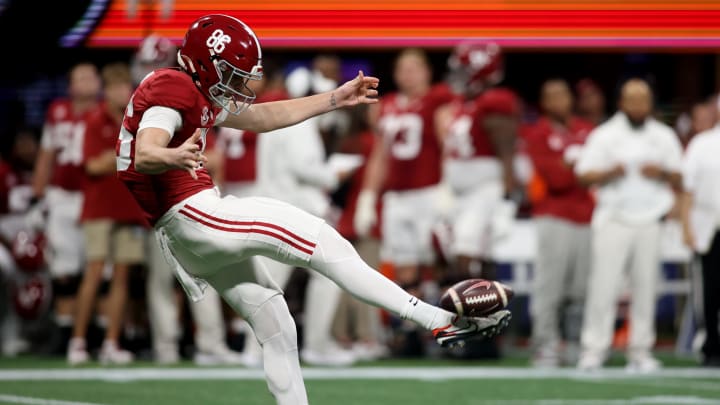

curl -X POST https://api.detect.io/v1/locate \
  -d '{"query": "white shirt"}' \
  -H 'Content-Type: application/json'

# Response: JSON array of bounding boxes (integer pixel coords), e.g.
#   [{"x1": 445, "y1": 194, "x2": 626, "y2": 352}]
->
[
  {"x1": 255, "y1": 116, "x2": 339, "y2": 217},
  {"x1": 575, "y1": 112, "x2": 682, "y2": 226},
  {"x1": 682, "y1": 125, "x2": 720, "y2": 253}
]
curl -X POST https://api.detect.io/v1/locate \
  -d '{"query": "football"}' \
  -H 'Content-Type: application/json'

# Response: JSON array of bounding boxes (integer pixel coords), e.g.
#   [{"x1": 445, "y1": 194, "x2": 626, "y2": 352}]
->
[{"x1": 439, "y1": 279, "x2": 514, "y2": 317}]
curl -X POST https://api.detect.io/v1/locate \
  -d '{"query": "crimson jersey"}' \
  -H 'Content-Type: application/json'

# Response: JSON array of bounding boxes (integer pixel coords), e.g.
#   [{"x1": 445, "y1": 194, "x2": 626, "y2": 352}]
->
[
  {"x1": 41, "y1": 99, "x2": 95, "y2": 190},
  {"x1": 525, "y1": 116, "x2": 595, "y2": 224},
  {"x1": 445, "y1": 87, "x2": 520, "y2": 159},
  {"x1": 117, "y1": 68, "x2": 219, "y2": 225},
  {"x1": 378, "y1": 84, "x2": 454, "y2": 191},
  {"x1": 81, "y1": 104, "x2": 147, "y2": 225},
  {"x1": 216, "y1": 90, "x2": 288, "y2": 183}
]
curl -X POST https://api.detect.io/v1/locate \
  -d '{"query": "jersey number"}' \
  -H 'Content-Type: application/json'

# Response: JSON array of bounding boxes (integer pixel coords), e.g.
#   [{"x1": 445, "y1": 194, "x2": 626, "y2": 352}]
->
[
  {"x1": 445, "y1": 116, "x2": 475, "y2": 158},
  {"x1": 220, "y1": 129, "x2": 246, "y2": 159},
  {"x1": 379, "y1": 114, "x2": 424, "y2": 160},
  {"x1": 206, "y1": 29, "x2": 231, "y2": 53},
  {"x1": 54, "y1": 122, "x2": 85, "y2": 165}
]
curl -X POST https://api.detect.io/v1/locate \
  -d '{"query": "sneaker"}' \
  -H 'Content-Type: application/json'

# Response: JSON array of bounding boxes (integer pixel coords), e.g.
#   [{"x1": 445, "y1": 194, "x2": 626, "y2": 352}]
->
[
  {"x1": 194, "y1": 345, "x2": 251, "y2": 366},
  {"x1": 626, "y1": 355, "x2": 661, "y2": 374},
  {"x1": 66, "y1": 337, "x2": 90, "y2": 366},
  {"x1": 577, "y1": 352, "x2": 604, "y2": 372},
  {"x1": 301, "y1": 344, "x2": 357, "y2": 367},
  {"x1": 352, "y1": 342, "x2": 390, "y2": 362},
  {"x1": 99, "y1": 341, "x2": 134, "y2": 365},
  {"x1": 432, "y1": 310, "x2": 512, "y2": 348}
]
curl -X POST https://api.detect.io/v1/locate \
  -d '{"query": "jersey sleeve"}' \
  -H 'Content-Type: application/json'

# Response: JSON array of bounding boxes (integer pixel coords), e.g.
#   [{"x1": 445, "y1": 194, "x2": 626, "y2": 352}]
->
[
  {"x1": 480, "y1": 88, "x2": 520, "y2": 116},
  {"x1": 142, "y1": 72, "x2": 197, "y2": 112},
  {"x1": 40, "y1": 102, "x2": 58, "y2": 150}
]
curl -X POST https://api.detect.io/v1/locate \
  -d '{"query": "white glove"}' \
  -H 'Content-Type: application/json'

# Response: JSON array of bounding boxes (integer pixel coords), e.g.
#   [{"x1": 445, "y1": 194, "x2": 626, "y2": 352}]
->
[{"x1": 353, "y1": 190, "x2": 378, "y2": 238}]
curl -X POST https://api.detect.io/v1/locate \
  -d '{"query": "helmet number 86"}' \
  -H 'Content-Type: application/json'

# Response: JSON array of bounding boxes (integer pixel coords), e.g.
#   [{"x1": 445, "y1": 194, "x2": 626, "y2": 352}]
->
[{"x1": 206, "y1": 29, "x2": 231, "y2": 53}]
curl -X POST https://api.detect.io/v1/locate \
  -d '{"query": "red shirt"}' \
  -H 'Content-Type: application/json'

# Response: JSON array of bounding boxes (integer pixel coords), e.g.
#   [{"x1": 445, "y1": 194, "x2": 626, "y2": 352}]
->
[
  {"x1": 378, "y1": 84, "x2": 454, "y2": 191},
  {"x1": 81, "y1": 104, "x2": 147, "y2": 225},
  {"x1": 41, "y1": 99, "x2": 95, "y2": 191},
  {"x1": 525, "y1": 116, "x2": 595, "y2": 224},
  {"x1": 335, "y1": 130, "x2": 382, "y2": 241},
  {"x1": 117, "y1": 68, "x2": 218, "y2": 226},
  {"x1": 445, "y1": 87, "x2": 520, "y2": 159},
  {"x1": 0, "y1": 161, "x2": 17, "y2": 215},
  {"x1": 216, "y1": 90, "x2": 288, "y2": 184}
]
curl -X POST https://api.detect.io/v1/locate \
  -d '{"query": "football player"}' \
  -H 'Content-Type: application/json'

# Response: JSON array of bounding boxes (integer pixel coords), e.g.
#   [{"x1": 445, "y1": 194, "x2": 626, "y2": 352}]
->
[
  {"x1": 116, "y1": 14, "x2": 510, "y2": 404},
  {"x1": 354, "y1": 48, "x2": 454, "y2": 299},
  {"x1": 31, "y1": 62, "x2": 101, "y2": 350},
  {"x1": 435, "y1": 41, "x2": 524, "y2": 281}
]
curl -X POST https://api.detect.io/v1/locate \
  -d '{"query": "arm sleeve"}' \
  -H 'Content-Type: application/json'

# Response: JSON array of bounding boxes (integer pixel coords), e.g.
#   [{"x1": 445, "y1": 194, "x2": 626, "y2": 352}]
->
[
  {"x1": 138, "y1": 106, "x2": 183, "y2": 138},
  {"x1": 284, "y1": 121, "x2": 339, "y2": 190},
  {"x1": 526, "y1": 131, "x2": 578, "y2": 192},
  {"x1": 681, "y1": 140, "x2": 698, "y2": 192},
  {"x1": 574, "y1": 129, "x2": 607, "y2": 175},
  {"x1": 662, "y1": 128, "x2": 683, "y2": 173}
]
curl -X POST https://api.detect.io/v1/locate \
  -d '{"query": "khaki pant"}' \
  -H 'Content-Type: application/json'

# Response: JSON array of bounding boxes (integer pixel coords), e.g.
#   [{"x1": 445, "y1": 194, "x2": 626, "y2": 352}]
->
[{"x1": 83, "y1": 220, "x2": 146, "y2": 264}]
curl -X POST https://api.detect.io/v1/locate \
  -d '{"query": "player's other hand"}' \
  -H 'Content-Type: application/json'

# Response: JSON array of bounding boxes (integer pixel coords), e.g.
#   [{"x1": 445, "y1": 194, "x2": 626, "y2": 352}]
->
[
  {"x1": 333, "y1": 70, "x2": 380, "y2": 108},
  {"x1": 173, "y1": 129, "x2": 208, "y2": 179},
  {"x1": 353, "y1": 189, "x2": 378, "y2": 237}
]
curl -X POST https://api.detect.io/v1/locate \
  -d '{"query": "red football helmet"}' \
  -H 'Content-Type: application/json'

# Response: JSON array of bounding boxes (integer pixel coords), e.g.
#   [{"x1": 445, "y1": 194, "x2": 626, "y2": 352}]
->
[
  {"x1": 131, "y1": 34, "x2": 178, "y2": 85},
  {"x1": 12, "y1": 229, "x2": 46, "y2": 273},
  {"x1": 447, "y1": 40, "x2": 504, "y2": 96},
  {"x1": 13, "y1": 273, "x2": 52, "y2": 320},
  {"x1": 178, "y1": 14, "x2": 263, "y2": 114}
]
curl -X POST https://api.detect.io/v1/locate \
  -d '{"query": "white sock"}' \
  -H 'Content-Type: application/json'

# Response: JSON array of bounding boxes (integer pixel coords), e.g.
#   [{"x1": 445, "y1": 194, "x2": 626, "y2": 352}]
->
[{"x1": 309, "y1": 223, "x2": 455, "y2": 331}]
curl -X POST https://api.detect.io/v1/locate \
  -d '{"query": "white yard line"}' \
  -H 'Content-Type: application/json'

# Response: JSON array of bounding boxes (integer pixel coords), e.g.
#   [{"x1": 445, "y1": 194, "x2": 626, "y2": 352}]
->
[
  {"x1": 481, "y1": 397, "x2": 720, "y2": 405},
  {"x1": 0, "y1": 394, "x2": 104, "y2": 405},
  {"x1": 0, "y1": 367, "x2": 718, "y2": 381}
]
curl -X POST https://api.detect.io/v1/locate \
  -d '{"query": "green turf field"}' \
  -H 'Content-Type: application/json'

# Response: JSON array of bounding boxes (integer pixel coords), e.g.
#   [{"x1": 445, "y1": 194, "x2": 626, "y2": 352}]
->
[{"x1": 1, "y1": 354, "x2": 718, "y2": 405}]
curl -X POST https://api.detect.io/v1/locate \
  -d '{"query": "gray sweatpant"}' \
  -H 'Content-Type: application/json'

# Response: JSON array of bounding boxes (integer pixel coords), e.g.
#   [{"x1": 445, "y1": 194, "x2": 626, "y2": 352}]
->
[{"x1": 530, "y1": 216, "x2": 591, "y2": 355}]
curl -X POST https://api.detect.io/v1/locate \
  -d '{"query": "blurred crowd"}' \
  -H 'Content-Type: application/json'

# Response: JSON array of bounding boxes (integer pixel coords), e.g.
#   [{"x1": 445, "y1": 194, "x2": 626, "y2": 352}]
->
[{"x1": 1, "y1": 35, "x2": 719, "y2": 372}]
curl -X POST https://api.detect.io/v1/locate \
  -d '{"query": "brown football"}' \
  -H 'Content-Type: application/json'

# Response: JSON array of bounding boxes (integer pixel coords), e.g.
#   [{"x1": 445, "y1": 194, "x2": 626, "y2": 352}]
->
[{"x1": 439, "y1": 279, "x2": 514, "y2": 317}]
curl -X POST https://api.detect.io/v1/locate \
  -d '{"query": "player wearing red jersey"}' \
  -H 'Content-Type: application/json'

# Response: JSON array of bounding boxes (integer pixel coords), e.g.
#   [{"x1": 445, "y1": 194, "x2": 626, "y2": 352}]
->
[
  {"x1": 67, "y1": 63, "x2": 148, "y2": 365},
  {"x1": 117, "y1": 15, "x2": 509, "y2": 404},
  {"x1": 435, "y1": 41, "x2": 524, "y2": 280},
  {"x1": 216, "y1": 61, "x2": 288, "y2": 199},
  {"x1": 31, "y1": 62, "x2": 101, "y2": 343},
  {"x1": 524, "y1": 79, "x2": 595, "y2": 367},
  {"x1": 354, "y1": 49, "x2": 455, "y2": 298}
]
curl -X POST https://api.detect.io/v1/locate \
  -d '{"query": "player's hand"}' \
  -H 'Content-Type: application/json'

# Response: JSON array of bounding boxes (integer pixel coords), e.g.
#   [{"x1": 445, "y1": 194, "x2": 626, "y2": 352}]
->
[
  {"x1": 604, "y1": 164, "x2": 625, "y2": 183},
  {"x1": 354, "y1": 189, "x2": 378, "y2": 237},
  {"x1": 333, "y1": 70, "x2": 380, "y2": 108},
  {"x1": 641, "y1": 163, "x2": 665, "y2": 181},
  {"x1": 173, "y1": 129, "x2": 207, "y2": 180}
]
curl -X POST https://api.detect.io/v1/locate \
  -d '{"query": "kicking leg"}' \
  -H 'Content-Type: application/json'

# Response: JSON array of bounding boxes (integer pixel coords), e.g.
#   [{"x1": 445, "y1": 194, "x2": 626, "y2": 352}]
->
[
  {"x1": 205, "y1": 261, "x2": 307, "y2": 405},
  {"x1": 308, "y1": 223, "x2": 510, "y2": 344}
]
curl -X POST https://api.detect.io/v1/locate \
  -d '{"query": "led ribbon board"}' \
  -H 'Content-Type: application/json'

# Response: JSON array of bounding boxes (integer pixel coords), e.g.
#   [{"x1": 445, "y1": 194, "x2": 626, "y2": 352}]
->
[{"x1": 85, "y1": 0, "x2": 720, "y2": 49}]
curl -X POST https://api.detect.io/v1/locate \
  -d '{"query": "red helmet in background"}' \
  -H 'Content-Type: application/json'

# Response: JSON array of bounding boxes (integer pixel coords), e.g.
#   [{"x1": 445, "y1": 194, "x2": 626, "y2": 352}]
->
[
  {"x1": 13, "y1": 274, "x2": 51, "y2": 320},
  {"x1": 131, "y1": 34, "x2": 178, "y2": 85},
  {"x1": 447, "y1": 40, "x2": 504, "y2": 96},
  {"x1": 178, "y1": 14, "x2": 263, "y2": 114},
  {"x1": 12, "y1": 230, "x2": 46, "y2": 273}
]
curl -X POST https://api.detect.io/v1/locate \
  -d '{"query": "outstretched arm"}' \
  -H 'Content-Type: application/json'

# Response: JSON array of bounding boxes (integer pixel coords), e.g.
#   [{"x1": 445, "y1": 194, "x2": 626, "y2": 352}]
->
[{"x1": 222, "y1": 71, "x2": 379, "y2": 133}]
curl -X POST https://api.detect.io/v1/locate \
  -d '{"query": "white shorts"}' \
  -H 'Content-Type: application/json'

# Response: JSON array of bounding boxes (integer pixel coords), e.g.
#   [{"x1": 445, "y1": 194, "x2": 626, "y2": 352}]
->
[
  {"x1": 381, "y1": 186, "x2": 440, "y2": 266},
  {"x1": 45, "y1": 187, "x2": 85, "y2": 277},
  {"x1": 156, "y1": 189, "x2": 325, "y2": 299},
  {"x1": 450, "y1": 182, "x2": 505, "y2": 258}
]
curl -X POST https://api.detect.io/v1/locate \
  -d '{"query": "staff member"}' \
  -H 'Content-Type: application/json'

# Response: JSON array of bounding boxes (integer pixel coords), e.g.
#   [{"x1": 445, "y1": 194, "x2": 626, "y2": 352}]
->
[
  {"x1": 680, "y1": 106, "x2": 720, "y2": 368},
  {"x1": 575, "y1": 78, "x2": 682, "y2": 372}
]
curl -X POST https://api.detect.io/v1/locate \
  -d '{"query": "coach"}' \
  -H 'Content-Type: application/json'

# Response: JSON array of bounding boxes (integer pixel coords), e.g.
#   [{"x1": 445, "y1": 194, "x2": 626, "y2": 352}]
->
[{"x1": 574, "y1": 78, "x2": 683, "y2": 372}]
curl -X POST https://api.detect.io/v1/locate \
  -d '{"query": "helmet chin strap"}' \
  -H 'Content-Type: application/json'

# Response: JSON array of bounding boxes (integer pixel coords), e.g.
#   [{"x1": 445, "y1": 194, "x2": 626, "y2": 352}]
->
[{"x1": 177, "y1": 51, "x2": 202, "y2": 88}]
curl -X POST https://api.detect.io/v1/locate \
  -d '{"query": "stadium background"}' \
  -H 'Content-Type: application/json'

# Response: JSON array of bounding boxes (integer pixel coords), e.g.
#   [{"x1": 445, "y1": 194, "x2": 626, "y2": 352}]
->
[{"x1": 0, "y1": 1, "x2": 719, "y2": 404}]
